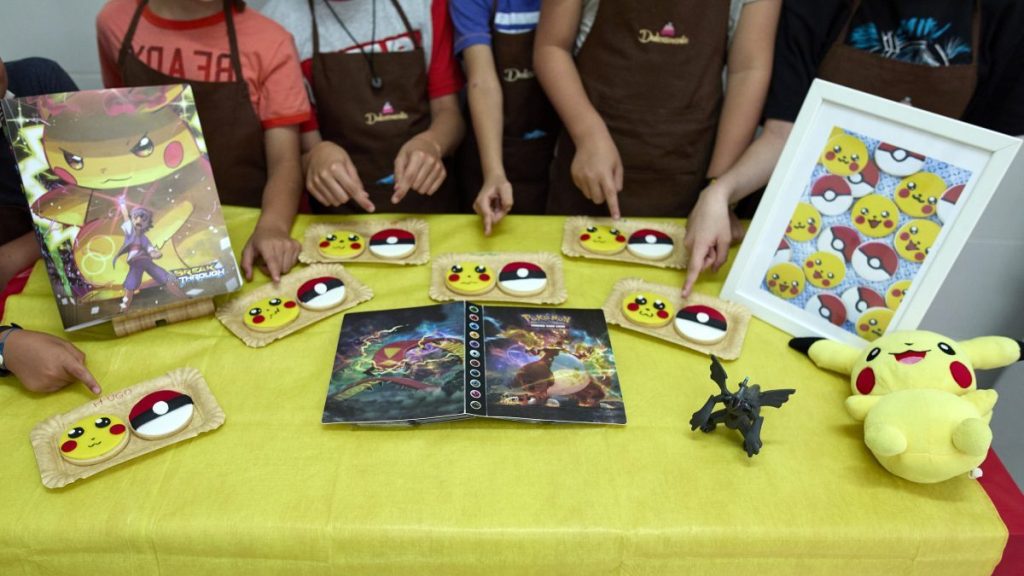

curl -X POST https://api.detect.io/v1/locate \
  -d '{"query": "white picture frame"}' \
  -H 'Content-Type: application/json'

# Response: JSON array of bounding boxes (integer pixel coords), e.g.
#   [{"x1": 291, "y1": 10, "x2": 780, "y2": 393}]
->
[{"x1": 721, "y1": 80, "x2": 1022, "y2": 346}]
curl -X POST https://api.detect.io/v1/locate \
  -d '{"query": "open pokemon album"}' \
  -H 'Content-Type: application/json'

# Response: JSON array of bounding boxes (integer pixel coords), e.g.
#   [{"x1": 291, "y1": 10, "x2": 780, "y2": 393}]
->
[
  {"x1": 323, "y1": 302, "x2": 626, "y2": 425},
  {"x1": 1, "y1": 85, "x2": 241, "y2": 330}
]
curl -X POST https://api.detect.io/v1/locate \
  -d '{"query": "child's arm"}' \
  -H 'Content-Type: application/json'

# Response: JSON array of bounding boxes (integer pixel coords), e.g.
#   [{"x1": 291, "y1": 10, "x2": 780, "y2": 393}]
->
[
  {"x1": 534, "y1": 0, "x2": 622, "y2": 219},
  {"x1": 241, "y1": 125, "x2": 303, "y2": 283},
  {"x1": 462, "y1": 44, "x2": 512, "y2": 235},
  {"x1": 392, "y1": 94, "x2": 465, "y2": 204},
  {"x1": 2, "y1": 328, "x2": 101, "y2": 395},
  {"x1": 302, "y1": 131, "x2": 375, "y2": 212}
]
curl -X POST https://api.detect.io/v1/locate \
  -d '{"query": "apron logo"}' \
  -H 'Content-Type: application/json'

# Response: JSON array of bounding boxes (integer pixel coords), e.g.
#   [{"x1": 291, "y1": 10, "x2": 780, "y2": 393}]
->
[
  {"x1": 638, "y1": 22, "x2": 689, "y2": 45},
  {"x1": 502, "y1": 68, "x2": 536, "y2": 83},
  {"x1": 365, "y1": 101, "x2": 409, "y2": 126}
]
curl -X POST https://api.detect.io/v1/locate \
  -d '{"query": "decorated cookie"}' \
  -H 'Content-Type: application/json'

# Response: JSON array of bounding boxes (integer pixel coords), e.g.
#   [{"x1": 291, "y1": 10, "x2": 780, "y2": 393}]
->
[
  {"x1": 886, "y1": 279, "x2": 912, "y2": 310},
  {"x1": 810, "y1": 174, "x2": 854, "y2": 216},
  {"x1": 626, "y1": 229, "x2": 675, "y2": 260},
  {"x1": 841, "y1": 286, "x2": 886, "y2": 323},
  {"x1": 446, "y1": 263, "x2": 496, "y2": 295},
  {"x1": 803, "y1": 251, "x2": 846, "y2": 289},
  {"x1": 578, "y1": 225, "x2": 626, "y2": 255},
  {"x1": 818, "y1": 225, "x2": 860, "y2": 263},
  {"x1": 58, "y1": 414, "x2": 129, "y2": 466},
  {"x1": 851, "y1": 241, "x2": 899, "y2": 282},
  {"x1": 805, "y1": 293, "x2": 847, "y2": 327},
  {"x1": 765, "y1": 262, "x2": 805, "y2": 300},
  {"x1": 674, "y1": 304, "x2": 728, "y2": 344},
  {"x1": 875, "y1": 142, "x2": 925, "y2": 176},
  {"x1": 845, "y1": 159, "x2": 879, "y2": 197},
  {"x1": 894, "y1": 172, "x2": 944, "y2": 217},
  {"x1": 129, "y1": 390, "x2": 195, "y2": 440},
  {"x1": 244, "y1": 296, "x2": 299, "y2": 332},
  {"x1": 621, "y1": 292, "x2": 674, "y2": 328},
  {"x1": 317, "y1": 231, "x2": 365, "y2": 260},
  {"x1": 821, "y1": 131, "x2": 868, "y2": 177},
  {"x1": 785, "y1": 202, "x2": 822, "y2": 243},
  {"x1": 773, "y1": 238, "x2": 792, "y2": 265},
  {"x1": 297, "y1": 276, "x2": 347, "y2": 310},
  {"x1": 856, "y1": 307, "x2": 894, "y2": 341},
  {"x1": 497, "y1": 262, "x2": 548, "y2": 296},
  {"x1": 852, "y1": 194, "x2": 898, "y2": 238},
  {"x1": 938, "y1": 184, "x2": 964, "y2": 224},
  {"x1": 369, "y1": 228, "x2": 416, "y2": 259},
  {"x1": 895, "y1": 219, "x2": 941, "y2": 262}
]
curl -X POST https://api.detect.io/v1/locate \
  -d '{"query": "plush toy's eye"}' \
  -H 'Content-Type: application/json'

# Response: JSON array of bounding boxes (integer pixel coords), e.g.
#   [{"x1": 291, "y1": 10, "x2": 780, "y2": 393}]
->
[
  {"x1": 248, "y1": 307, "x2": 262, "y2": 316},
  {"x1": 451, "y1": 265, "x2": 463, "y2": 273},
  {"x1": 62, "y1": 149, "x2": 84, "y2": 170},
  {"x1": 938, "y1": 342, "x2": 956, "y2": 355},
  {"x1": 866, "y1": 347, "x2": 881, "y2": 362}
]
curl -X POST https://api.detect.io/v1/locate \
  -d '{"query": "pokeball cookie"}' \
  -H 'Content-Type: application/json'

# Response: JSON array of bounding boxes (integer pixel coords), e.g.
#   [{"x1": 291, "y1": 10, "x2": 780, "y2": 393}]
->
[
  {"x1": 938, "y1": 184, "x2": 964, "y2": 224},
  {"x1": 129, "y1": 390, "x2": 195, "y2": 440},
  {"x1": 446, "y1": 263, "x2": 496, "y2": 295},
  {"x1": 895, "y1": 219, "x2": 941, "y2": 262},
  {"x1": 803, "y1": 251, "x2": 846, "y2": 289},
  {"x1": 785, "y1": 202, "x2": 822, "y2": 243},
  {"x1": 841, "y1": 286, "x2": 886, "y2": 323},
  {"x1": 626, "y1": 229, "x2": 675, "y2": 260},
  {"x1": 369, "y1": 228, "x2": 416, "y2": 259},
  {"x1": 297, "y1": 276, "x2": 347, "y2": 310},
  {"x1": 851, "y1": 241, "x2": 899, "y2": 282},
  {"x1": 886, "y1": 280, "x2": 911, "y2": 310},
  {"x1": 857, "y1": 307, "x2": 894, "y2": 341},
  {"x1": 773, "y1": 238, "x2": 792, "y2": 265},
  {"x1": 497, "y1": 262, "x2": 548, "y2": 296},
  {"x1": 894, "y1": 172, "x2": 944, "y2": 217},
  {"x1": 809, "y1": 175, "x2": 854, "y2": 216},
  {"x1": 875, "y1": 142, "x2": 926, "y2": 177},
  {"x1": 578, "y1": 225, "x2": 626, "y2": 255},
  {"x1": 818, "y1": 225, "x2": 860, "y2": 263},
  {"x1": 674, "y1": 305, "x2": 728, "y2": 344},
  {"x1": 845, "y1": 159, "x2": 879, "y2": 197},
  {"x1": 805, "y1": 293, "x2": 847, "y2": 327},
  {"x1": 58, "y1": 414, "x2": 129, "y2": 466},
  {"x1": 244, "y1": 296, "x2": 299, "y2": 332},
  {"x1": 317, "y1": 231, "x2": 365, "y2": 260},
  {"x1": 621, "y1": 293, "x2": 674, "y2": 328},
  {"x1": 820, "y1": 131, "x2": 868, "y2": 177},
  {"x1": 765, "y1": 262, "x2": 805, "y2": 300},
  {"x1": 852, "y1": 195, "x2": 898, "y2": 238}
]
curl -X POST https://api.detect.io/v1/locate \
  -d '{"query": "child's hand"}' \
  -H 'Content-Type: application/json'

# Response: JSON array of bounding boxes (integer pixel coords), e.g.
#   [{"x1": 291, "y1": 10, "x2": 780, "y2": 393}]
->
[
  {"x1": 473, "y1": 175, "x2": 513, "y2": 236},
  {"x1": 571, "y1": 130, "x2": 623, "y2": 219},
  {"x1": 683, "y1": 183, "x2": 738, "y2": 297},
  {"x1": 241, "y1": 224, "x2": 301, "y2": 283},
  {"x1": 306, "y1": 140, "x2": 375, "y2": 212},
  {"x1": 392, "y1": 134, "x2": 446, "y2": 204},
  {"x1": 4, "y1": 329, "x2": 101, "y2": 395}
]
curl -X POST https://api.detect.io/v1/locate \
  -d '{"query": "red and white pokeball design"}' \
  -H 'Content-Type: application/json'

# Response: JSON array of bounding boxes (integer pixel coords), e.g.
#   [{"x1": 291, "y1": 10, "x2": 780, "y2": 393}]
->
[
  {"x1": 809, "y1": 175, "x2": 853, "y2": 215},
  {"x1": 369, "y1": 228, "x2": 416, "y2": 259},
  {"x1": 845, "y1": 159, "x2": 879, "y2": 197},
  {"x1": 129, "y1": 389, "x2": 195, "y2": 440},
  {"x1": 875, "y1": 142, "x2": 926, "y2": 176},
  {"x1": 841, "y1": 286, "x2": 886, "y2": 323},
  {"x1": 805, "y1": 293, "x2": 847, "y2": 327},
  {"x1": 626, "y1": 229, "x2": 675, "y2": 260},
  {"x1": 938, "y1": 184, "x2": 964, "y2": 224},
  {"x1": 297, "y1": 276, "x2": 346, "y2": 310},
  {"x1": 817, "y1": 225, "x2": 860, "y2": 263},
  {"x1": 851, "y1": 241, "x2": 899, "y2": 282},
  {"x1": 497, "y1": 261, "x2": 548, "y2": 296},
  {"x1": 674, "y1": 305, "x2": 728, "y2": 344},
  {"x1": 773, "y1": 238, "x2": 792, "y2": 265}
]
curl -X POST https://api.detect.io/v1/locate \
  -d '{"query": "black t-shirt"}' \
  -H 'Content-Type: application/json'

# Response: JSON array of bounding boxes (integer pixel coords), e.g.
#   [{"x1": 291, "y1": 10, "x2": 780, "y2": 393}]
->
[{"x1": 765, "y1": 0, "x2": 1024, "y2": 135}]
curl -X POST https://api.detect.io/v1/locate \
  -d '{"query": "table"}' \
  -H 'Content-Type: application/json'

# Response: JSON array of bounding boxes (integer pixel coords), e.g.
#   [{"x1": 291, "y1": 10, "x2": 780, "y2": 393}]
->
[{"x1": 0, "y1": 208, "x2": 1019, "y2": 575}]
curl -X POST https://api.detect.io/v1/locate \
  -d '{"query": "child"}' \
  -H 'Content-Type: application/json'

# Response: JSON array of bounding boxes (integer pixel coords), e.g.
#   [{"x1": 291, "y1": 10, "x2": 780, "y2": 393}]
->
[
  {"x1": 260, "y1": 0, "x2": 465, "y2": 214},
  {"x1": 96, "y1": 0, "x2": 312, "y2": 282},
  {"x1": 534, "y1": 0, "x2": 780, "y2": 219},
  {"x1": 682, "y1": 0, "x2": 1024, "y2": 296},
  {"x1": 0, "y1": 325, "x2": 102, "y2": 395},
  {"x1": 450, "y1": 0, "x2": 560, "y2": 234}
]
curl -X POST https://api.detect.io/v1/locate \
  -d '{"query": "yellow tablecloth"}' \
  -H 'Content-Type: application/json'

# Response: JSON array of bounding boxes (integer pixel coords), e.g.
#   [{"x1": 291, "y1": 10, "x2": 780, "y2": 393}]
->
[{"x1": 0, "y1": 208, "x2": 1007, "y2": 575}]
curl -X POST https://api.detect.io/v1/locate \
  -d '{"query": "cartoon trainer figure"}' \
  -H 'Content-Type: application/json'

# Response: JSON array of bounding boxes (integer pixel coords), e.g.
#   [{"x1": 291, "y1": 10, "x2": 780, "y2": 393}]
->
[{"x1": 114, "y1": 192, "x2": 185, "y2": 310}]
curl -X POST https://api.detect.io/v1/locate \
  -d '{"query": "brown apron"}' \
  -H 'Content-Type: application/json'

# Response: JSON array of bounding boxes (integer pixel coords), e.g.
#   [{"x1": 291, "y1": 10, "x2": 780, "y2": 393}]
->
[
  {"x1": 118, "y1": 0, "x2": 268, "y2": 208},
  {"x1": 308, "y1": 0, "x2": 457, "y2": 214},
  {"x1": 547, "y1": 0, "x2": 728, "y2": 217},
  {"x1": 457, "y1": 2, "x2": 560, "y2": 214},
  {"x1": 818, "y1": 0, "x2": 979, "y2": 119}
]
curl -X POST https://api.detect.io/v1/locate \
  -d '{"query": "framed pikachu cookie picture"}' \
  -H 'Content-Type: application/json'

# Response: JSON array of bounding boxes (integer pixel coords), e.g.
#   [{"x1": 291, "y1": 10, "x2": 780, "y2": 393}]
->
[{"x1": 721, "y1": 80, "x2": 1021, "y2": 346}]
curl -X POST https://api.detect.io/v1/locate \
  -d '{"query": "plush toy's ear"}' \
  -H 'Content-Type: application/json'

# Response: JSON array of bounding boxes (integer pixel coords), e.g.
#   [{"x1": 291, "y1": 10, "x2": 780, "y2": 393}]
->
[
  {"x1": 789, "y1": 337, "x2": 860, "y2": 375},
  {"x1": 846, "y1": 395, "x2": 882, "y2": 422},
  {"x1": 959, "y1": 337, "x2": 1023, "y2": 370}
]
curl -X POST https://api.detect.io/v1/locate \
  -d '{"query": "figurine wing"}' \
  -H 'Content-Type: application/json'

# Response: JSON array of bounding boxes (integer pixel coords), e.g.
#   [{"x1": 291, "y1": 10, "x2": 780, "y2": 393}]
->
[
  {"x1": 709, "y1": 355, "x2": 729, "y2": 395},
  {"x1": 758, "y1": 389, "x2": 796, "y2": 408}
]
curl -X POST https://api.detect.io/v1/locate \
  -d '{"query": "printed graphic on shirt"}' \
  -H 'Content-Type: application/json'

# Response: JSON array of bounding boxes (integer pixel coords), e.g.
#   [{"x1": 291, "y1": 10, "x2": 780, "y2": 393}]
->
[
  {"x1": 848, "y1": 18, "x2": 971, "y2": 66},
  {"x1": 638, "y1": 21, "x2": 689, "y2": 45},
  {"x1": 365, "y1": 101, "x2": 409, "y2": 125}
]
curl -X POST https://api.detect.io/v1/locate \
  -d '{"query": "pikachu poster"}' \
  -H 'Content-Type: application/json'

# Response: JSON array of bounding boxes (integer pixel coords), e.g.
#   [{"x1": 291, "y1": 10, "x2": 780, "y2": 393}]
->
[{"x1": 1, "y1": 85, "x2": 241, "y2": 330}]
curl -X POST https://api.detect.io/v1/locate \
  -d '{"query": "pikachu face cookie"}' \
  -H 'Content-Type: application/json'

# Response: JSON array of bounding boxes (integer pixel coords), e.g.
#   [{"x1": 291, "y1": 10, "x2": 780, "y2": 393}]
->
[
  {"x1": 244, "y1": 296, "x2": 300, "y2": 332},
  {"x1": 785, "y1": 202, "x2": 822, "y2": 243},
  {"x1": 317, "y1": 231, "x2": 365, "y2": 260},
  {"x1": 59, "y1": 414, "x2": 130, "y2": 466},
  {"x1": 821, "y1": 131, "x2": 868, "y2": 177},
  {"x1": 765, "y1": 262, "x2": 805, "y2": 300},
  {"x1": 621, "y1": 292, "x2": 674, "y2": 328},
  {"x1": 852, "y1": 195, "x2": 898, "y2": 238},
  {"x1": 446, "y1": 262, "x2": 496, "y2": 295},
  {"x1": 578, "y1": 225, "x2": 626, "y2": 255},
  {"x1": 894, "y1": 172, "x2": 944, "y2": 217}
]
